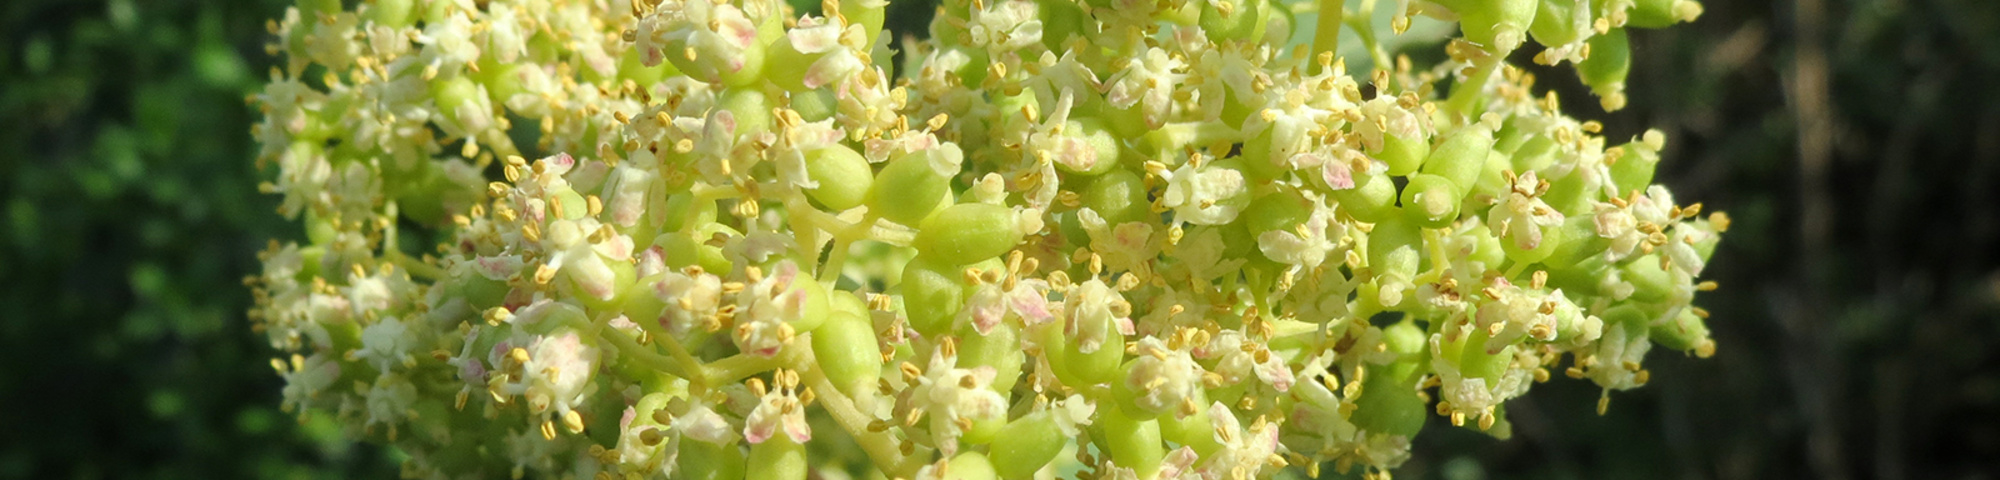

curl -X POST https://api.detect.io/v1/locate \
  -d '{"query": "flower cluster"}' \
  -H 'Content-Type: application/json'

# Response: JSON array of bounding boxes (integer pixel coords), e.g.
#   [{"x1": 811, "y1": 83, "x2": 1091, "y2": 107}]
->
[{"x1": 248, "y1": 0, "x2": 1721, "y2": 478}]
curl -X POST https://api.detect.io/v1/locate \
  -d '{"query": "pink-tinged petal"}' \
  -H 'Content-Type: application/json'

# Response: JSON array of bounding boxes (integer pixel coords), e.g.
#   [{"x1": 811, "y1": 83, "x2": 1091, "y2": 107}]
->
[
  {"x1": 1009, "y1": 289, "x2": 1053, "y2": 323},
  {"x1": 744, "y1": 421, "x2": 775, "y2": 444},
  {"x1": 787, "y1": 24, "x2": 841, "y2": 53},
  {"x1": 620, "y1": 406, "x2": 637, "y2": 429},
  {"x1": 641, "y1": 46, "x2": 664, "y2": 67},
  {"x1": 1257, "y1": 364, "x2": 1294, "y2": 392},
  {"x1": 545, "y1": 153, "x2": 576, "y2": 175},
  {"x1": 1158, "y1": 446, "x2": 1199, "y2": 479},
  {"x1": 783, "y1": 415, "x2": 813, "y2": 443},
  {"x1": 1115, "y1": 317, "x2": 1136, "y2": 336},
  {"x1": 459, "y1": 359, "x2": 486, "y2": 382},
  {"x1": 595, "y1": 233, "x2": 635, "y2": 261},
  {"x1": 969, "y1": 366, "x2": 998, "y2": 386},
  {"x1": 716, "y1": 9, "x2": 758, "y2": 48},
  {"x1": 1321, "y1": 158, "x2": 1355, "y2": 190},
  {"x1": 473, "y1": 255, "x2": 522, "y2": 280},
  {"x1": 972, "y1": 305, "x2": 1003, "y2": 335},
  {"x1": 637, "y1": 247, "x2": 667, "y2": 277},
  {"x1": 802, "y1": 53, "x2": 861, "y2": 89},
  {"x1": 772, "y1": 261, "x2": 799, "y2": 289}
]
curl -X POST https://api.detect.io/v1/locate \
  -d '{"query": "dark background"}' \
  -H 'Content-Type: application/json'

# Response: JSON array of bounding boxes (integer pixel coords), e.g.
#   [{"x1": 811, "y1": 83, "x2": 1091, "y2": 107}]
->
[{"x1": 2, "y1": 0, "x2": 1996, "y2": 478}]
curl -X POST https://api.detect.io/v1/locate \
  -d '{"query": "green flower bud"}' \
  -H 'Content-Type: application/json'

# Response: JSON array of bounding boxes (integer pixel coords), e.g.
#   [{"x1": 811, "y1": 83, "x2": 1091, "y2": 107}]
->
[
  {"x1": 1038, "y1": 0, "x2": 1088, "y2": 49},
  {"x1": 1056, "y1": 118, "x2": 1124, "y2": 176},
  {"x1": 1201, "y1": 0, "x2": 1269, "y2": 43},
  {"x1": 1464, "y1": 223, "x2": 1509, "y2": 272},
  {"x1": 1444, "y1": 0, "x2": 1538, "y2": 52},
  {"x1": 1621, "y1": 253, "x2": 1674, "y2": 302},
  {"x1": 1578, "y1": 28, "x2": 1631, "y2": 110},
  {"x1": 840, "y1": 0, "x2": 887, "y2": 46},
  {"x1": 618, "y1": 45, "x2": 678, "y2": 87},
  {"x1": 1529, "y1": 0, "x2": 1591, "y2": 47},
  {"x1": 1097, "y1": 407, "x2": 1166, "y2": 479},
  {"x1": 368, "y1": 0, "x2": 416, "y2": 28},
  {"x1": 1379, "y1": 132, "x2": 1432, "y2": 177},
  {"x1": 1351, "y1": 364, "x2": 1427, "y2": 437},
  {"x1": 1457, "y1": 325, "x2": 1517, "y2": 382},
  {"x1": 1422, "y1": 125, "x2": 1496, "y2": 194},
  {"x1": 957, "y1": 321, "x2": 1024, "y2": 393},
  {"x1": 1539, "y1": 216, "x2": 1609, "y2": 270},
  {"x1": 1244, "y1": 185, "x2": 1313, "y2": 237},
  {"x1": 1157, "y1": 392, "x2": 1219, "y2": 455},
  {"x1": 1401, "y1": 173, "x2": 1463, "y2": 228},
  {"x1": 1650, "y1": 307, "x2": 1712, "y2": 354},
  {"x1": 1501, "y1": 215, "x2": 1566, "y2": 265},
  {"x1": 1082, "y1": 169, "x2": 1152, "y2": 226},
  {"x1": 663, "y1": 193, "x2": 720, "y2": 231},
  {"x1": 718, "y1": 88, "x2": 773, "y2": 139},
  {"x1": 915, "y1": 203, "x2": 1031, "y2": 267},
  {"x1": 1510, "y1": 133, "x2": 1560, "y2": 173},
  {"x1": 961, "y1": 415, "x2": 1006, "y2": 446},
  {"x1": 804, "y1": 144, "x2": 874, "y2": 211},
  {"x1": 676, "y1": 437, "x2": 746, "y2": 480},
  {"x1": 1331, "y1": 171, "x2": 1400, "y2": 222},
  {"x1": 900, "y1": 255, "x2": 970, "y2": 336},
  {"x1": 430, "y1": 75, "x2": 482, "y2": 126},
  {"x1": 1064, "y1": 326, "x2": 1127, "y2": 386},
  {"x1": 813, "y1": 310, "x2": 883, "y2": 397},
  {"x1": 990, "y1": 412, "x2": 1065, "y2": 480},
  {"x1": 1626, "y1": 0, "x2": 1702, "y2": 28},
  {"x1": 1609, "y1": 132, "x2": 1665, "y2": 196},
  {"x1": 1368, "y1": 215, "x2": 1423, "y2": 274},
  {"x1": 942, "y1": 451, "x2": 998, "y2": 480},
  {"x1": 1539, "y1": 167, "x2": 1599, "y2": 216},
  {"x1": 830, "y1": 289, "x2": 868, "y2": 317},
  {"x1": 869, "y1": 146, "x2": 961, "y2": 226},
  {"x1": 747, "y1": 436, "x2": 808, "y2": 480},
  {"x1": 791, "y1": 88, "x2": 838, "y2": 122}
]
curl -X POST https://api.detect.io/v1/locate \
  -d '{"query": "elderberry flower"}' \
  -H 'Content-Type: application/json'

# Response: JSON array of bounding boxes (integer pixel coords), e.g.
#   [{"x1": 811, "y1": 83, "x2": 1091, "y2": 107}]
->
[{"x1": 248, "y1": 0, "x2": 1726, "y2": 476}]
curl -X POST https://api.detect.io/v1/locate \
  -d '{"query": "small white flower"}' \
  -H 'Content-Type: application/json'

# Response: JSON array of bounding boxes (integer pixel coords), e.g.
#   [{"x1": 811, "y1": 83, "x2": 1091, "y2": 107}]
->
[
  {"x1": 1257, "y1": 206, "x2": 1340, "y2": 269},
  {"x1": 355, "y1": 315, "x2": 417, "y2": 373},
  {"x1": 652, "y1": 269, "x2": 724, "y2": 336},
  {"x1": 906, "y1": 350, "x2": 1007, "y2": 455},
  {"x1": 1105, "y1": 48, "x2": 1186, "y2": 127},
  {"x1": 743, "y1": 370, "x2": 812, "y2": 444},
  {"x1": 958, "y1": 277, "x2": 1054, "y2": 334},
  {"x1": 732, "y1": 261, "x2": 808, "y2": 357},
  {"x1": 1126, "y1": 337, "x2": 1203, "y2": 416},
  {"x1": 1488, "y1": 170, "x2": 1566, "y2": 251},
  {"x1": 1197, "y1": 402, "x2": 1283, "y2": 480},
  {"x1": 1062, "y1": 279, "x2": 1135, "y2": 353},
  {"x1": 1159, "y1": 160, "x2": 1248, "y2": 225}
]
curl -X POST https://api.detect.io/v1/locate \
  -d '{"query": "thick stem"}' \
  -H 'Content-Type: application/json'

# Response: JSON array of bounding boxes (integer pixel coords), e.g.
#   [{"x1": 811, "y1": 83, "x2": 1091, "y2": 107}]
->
[
  {"x1": 1445, "y1": 53, "x2": 1502, "y2": 119},
  {"x1": 704, "y1": 350, "x2": 790, "y2": 385},
  {"x1": 1309, "y1": 0, "x2": 1343, "y2": 74},
  {"x1": 794, "y1": 340, "x2": 924, "y2": 479}
]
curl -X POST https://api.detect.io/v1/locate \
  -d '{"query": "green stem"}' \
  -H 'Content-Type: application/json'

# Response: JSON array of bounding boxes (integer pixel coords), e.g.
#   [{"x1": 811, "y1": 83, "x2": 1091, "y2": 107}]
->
[
  {"x1": 819, "y1": 213, "x2": 880, "y2": 286},
  {"x1": 1309, "y1": 0, "x2": 1343, "y2": 74},
  {"x1": 387, "y1": 250, "x2": 446, "y2": 281},
  {"x1": 794, "y1": 340, "x2": 923, "y2": 479},
  {"x1": 1445, "y1": 53, "x2": 1502, "y2": 119},
  {"x1": 1345, "y1": 0, "x2": 1392, "y2": 70},
  {"x1": 600, "y1": 326, "x2": 696, "y2": 380},
  {"x1": 703, "y1": 350, "x2": 790, "y2": 385}
]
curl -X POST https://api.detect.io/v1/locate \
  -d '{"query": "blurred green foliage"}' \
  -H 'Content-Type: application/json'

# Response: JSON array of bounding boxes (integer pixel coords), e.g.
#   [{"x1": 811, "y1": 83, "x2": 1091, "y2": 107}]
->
[
  {"x1": 0, "y1": 0, "x2": 397, "y2": 477},
  {"x1": 2, "y1": 0, "x2": 1998, "y2": 479}
]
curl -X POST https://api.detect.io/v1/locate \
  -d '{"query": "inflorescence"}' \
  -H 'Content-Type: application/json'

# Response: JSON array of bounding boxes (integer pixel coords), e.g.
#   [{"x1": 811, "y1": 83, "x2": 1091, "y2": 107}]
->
[{"x1": 248, "y1": 0, "x2": 1723, "y2": 478}]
